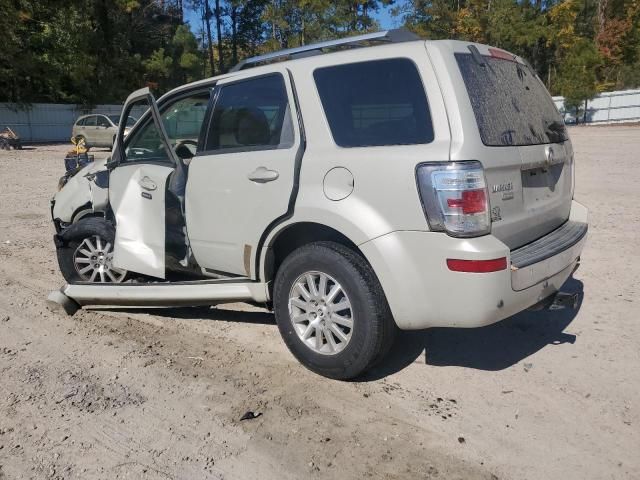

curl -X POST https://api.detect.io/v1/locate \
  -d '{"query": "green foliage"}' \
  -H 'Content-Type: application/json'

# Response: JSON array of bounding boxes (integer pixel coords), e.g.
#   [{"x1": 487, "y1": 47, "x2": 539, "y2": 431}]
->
[
  {"x1": 0, "y1": 0, "x2": 195, "y2": 104},
  {"x1": 2, "y1": 0, "x2": 639, "y2": 106},
  {"x1": 556, "y1": 38, "x2": 603, "y2": 111},
  {"x1": 618, "y1": 61, "x2": 640, "y2": 88},
  {"x1": 403, "y1": 0, "x2": 640, "y2": 104},
  {"x1": 144, "y1": 48, "x2": 173, "y2": 82}
]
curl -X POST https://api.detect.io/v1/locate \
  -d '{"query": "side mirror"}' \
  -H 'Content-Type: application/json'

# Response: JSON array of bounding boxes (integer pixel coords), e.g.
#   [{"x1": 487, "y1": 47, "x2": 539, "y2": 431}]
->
[{"x1": 174, "y1": 143, "x2": 194, "y2": 160}]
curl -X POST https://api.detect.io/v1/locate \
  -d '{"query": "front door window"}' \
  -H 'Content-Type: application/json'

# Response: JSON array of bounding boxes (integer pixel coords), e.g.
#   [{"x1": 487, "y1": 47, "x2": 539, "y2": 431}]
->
[
  {"x1": 124, "y1": 97, "x2": 172, "y2": 163},
  {"x1": 123, "y1": 92, "x2": 210, "y2": 163},
  {"x1": 163, "y1": 95, "x2": 209, "y2": 144}
]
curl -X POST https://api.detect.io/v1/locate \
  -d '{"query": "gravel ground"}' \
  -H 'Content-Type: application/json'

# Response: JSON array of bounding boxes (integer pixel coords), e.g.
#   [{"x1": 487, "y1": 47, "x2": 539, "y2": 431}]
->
[{"x1": 0, "y1": 126, "x2": 638, "y2": 480}]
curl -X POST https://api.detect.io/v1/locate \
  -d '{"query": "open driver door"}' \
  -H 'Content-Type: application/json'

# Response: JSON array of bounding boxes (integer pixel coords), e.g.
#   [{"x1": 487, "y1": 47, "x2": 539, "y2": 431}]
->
[{"x1": 107, "y1": 88, "x2": 180, "y2": 279}]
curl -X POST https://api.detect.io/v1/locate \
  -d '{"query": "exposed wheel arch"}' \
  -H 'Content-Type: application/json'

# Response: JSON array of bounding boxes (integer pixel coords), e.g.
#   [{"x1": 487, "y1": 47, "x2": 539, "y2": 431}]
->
[
  {"x1": 265, "y1": 222, "x2": 364, "y2": 283},
  {"x1": 71, "y1": 207, "x2": 105, "y2": 224}
]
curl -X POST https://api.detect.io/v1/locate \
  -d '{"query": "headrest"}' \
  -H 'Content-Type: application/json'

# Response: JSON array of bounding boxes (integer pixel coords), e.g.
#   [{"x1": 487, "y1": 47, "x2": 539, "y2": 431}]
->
[{"x1": 234, "y1": 107, "x2": 271, "y2": 146}]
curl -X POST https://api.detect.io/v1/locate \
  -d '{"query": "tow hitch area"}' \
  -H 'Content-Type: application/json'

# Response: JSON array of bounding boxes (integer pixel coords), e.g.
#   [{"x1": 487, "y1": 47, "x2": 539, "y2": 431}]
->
[
  {"x1": 528, "y1": 291, "x2": 580, "y2": 311},
  {"x1": 551, "y1": 292, "x2": 580, "y2": 310}
]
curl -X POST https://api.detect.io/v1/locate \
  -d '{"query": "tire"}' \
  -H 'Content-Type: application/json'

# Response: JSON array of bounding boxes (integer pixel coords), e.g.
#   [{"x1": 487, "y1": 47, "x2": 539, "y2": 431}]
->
[
  {"x1": 273, "y1": 241, "x2": 396, "y2": 380},
  {"x1": 56, "y1": 217, "x2": 127, "y2": 284}
]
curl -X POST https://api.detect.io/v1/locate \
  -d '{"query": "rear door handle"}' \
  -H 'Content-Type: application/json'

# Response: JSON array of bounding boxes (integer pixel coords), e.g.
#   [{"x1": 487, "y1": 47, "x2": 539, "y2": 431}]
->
[
  {"x1": 248, "y1": 166, "x2": 279, "y2": 183},
  {"x1": 138, "y1": 176, "x2": 157, "y2": 191}
]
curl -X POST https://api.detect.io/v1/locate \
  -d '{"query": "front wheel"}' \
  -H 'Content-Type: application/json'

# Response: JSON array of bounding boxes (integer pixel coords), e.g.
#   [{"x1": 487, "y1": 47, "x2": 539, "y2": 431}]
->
[
  {"x1": 56, "y1": 217, "x2": 127, "y2": 283},
  {"x1": 273, "y1": 241, "x2": 396, "y2": 380}
]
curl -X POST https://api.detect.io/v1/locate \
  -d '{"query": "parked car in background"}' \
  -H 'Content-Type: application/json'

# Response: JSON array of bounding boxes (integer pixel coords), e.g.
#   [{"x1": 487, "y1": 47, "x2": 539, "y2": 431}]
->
[{"x1": 71, "y1": 114, "x2": 137, "y2": 148}]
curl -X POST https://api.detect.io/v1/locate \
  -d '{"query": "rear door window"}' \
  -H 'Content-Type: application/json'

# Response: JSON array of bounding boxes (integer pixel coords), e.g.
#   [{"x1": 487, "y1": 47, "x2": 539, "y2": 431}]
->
[
  {"x1": 455, "y1": 53, "x2": 568, "y2": 146},
  {"x1": 313, "y1": 58, "x2": 434, "y2": 147},
  {"x1": 205, "y1": 74, "x2": 294, "y2": 152},
  {"x1": 84, "y1": 116, "x2": 97, "y2": 127}
]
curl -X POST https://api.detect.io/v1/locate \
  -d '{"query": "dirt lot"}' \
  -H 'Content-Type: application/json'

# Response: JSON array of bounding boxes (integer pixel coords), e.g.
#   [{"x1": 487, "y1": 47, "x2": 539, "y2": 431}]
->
[{"x1": 0, "y1": 126, "x2": 638, "y2": 480}]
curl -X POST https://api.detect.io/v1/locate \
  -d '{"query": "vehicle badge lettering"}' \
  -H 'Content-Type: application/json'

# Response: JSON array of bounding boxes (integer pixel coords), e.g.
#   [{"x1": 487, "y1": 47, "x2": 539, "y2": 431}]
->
[
  {"x1": 502, "y1": 191, "x2": 514, "y2": 200},
  {"x1": 492, "y1": 182, "x2": 513, "y2": 193}
]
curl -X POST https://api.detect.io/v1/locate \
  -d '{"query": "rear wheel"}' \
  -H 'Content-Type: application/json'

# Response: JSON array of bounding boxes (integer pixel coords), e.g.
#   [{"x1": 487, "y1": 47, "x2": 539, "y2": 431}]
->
[
  {"x1": 57, "y1": 218, "x2": 127, "y2": 283},
  {"x1": 273, "y1": 241, "x2": 396, "y2": 380}
]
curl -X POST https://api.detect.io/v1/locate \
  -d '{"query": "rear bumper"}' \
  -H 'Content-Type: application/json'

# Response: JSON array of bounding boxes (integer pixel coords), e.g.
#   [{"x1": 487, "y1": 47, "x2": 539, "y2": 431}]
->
[
  {"x1": 510, "y1": 219, "x2": 587, "y2": 291},
  {"x1": 360, "y1": 200, "x2": 588, "y2": 330}
]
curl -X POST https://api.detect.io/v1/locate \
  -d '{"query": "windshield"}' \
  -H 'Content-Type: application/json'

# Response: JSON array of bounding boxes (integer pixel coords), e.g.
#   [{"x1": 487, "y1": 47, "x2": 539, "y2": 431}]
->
[
  {"x1": 455, "y1": 53, "x2": 568, "y2": 146},
  {"x1": 108, "y1": 115, "x2": 137, "y2": 127}
]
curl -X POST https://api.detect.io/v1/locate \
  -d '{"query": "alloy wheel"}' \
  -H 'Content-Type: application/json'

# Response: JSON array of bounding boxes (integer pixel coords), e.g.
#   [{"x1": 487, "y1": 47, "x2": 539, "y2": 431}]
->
[
  {"x1": 73, "y1": 235, "x2": 126, "y2": 283},
  {"x1": 288, "y1": 271, "x2": 354, "y2": 355}
]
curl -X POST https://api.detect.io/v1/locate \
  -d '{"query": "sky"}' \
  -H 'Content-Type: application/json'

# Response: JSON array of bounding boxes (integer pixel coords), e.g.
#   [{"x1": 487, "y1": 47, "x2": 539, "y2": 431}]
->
[
  {"x1": 373, "y1": 3, "x2": 404, "y2": 29},
  {"x1": 184, "y1": 2, "x2": 404, "y2": 41}
]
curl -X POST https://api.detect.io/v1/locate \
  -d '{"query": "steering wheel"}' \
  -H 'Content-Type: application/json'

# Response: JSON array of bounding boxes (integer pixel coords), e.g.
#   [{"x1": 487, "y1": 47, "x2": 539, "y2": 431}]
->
[{"x1": 129, "y1": 147, "x2": 155, "y2": 156}]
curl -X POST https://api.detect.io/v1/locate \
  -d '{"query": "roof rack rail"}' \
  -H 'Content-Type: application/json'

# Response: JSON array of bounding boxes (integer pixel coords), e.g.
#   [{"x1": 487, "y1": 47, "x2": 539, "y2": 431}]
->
[{"x1": 229, "y1": 28, "x2": 420, "y2": 72}]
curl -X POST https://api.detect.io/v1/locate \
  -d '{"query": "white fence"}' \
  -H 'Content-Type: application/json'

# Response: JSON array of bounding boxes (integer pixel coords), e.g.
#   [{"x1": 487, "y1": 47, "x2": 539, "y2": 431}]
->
[
  {"x1": 0, "y1": 103, "x2": 149, "y2": 143},
  {"x1": 553, "y1": 89, "x2": 640, "y2": 125}
]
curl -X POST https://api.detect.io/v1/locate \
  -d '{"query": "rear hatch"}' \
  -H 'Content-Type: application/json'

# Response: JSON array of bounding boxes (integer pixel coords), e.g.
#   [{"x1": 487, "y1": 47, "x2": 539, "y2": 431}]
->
[{"x1": 450, "y1": 45, "x2": 573, "y2": 249}]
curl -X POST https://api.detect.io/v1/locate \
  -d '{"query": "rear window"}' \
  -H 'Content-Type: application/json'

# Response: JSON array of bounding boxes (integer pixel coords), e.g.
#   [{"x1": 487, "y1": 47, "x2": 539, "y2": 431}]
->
[
  {"x1": 455, "y1": 53, "x2": 567, "y2": 146},
  {"x1": 314, "y1": 58, "x2": 434, "y2": 147}
]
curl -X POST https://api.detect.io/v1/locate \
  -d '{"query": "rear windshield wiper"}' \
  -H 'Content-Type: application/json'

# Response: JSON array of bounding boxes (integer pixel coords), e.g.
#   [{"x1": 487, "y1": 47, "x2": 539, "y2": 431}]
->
[{"x1": 468, "y1": 45, "x2": 486, "y2": 67}]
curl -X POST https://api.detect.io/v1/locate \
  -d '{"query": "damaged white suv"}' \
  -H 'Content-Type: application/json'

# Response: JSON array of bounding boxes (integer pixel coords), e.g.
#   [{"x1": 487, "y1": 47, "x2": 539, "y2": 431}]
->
[{"x1": 50, "y1": 30, "x2": 588, "y2": 379}]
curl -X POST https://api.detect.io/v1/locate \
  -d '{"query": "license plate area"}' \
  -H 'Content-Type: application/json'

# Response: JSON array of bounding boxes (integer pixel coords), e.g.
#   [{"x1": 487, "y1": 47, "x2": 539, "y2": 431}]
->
[{"x1": 521, "y1": 163, "x2": 565, "y2": 204}]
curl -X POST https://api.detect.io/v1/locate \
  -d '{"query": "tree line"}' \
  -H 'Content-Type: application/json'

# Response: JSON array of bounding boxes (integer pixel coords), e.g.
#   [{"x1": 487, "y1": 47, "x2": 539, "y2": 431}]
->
[{"x1": 1, "y1": 0, "x2": 639, "y2": 113}]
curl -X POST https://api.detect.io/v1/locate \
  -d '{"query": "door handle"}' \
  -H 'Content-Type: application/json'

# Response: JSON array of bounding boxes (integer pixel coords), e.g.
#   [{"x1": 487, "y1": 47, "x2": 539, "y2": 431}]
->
[
  {"x1": 248, "y1": 166, "x2": 279, "y2": 183},
  {"x1": 138, "y1": 176, "x2": 157, "y2": 191}
]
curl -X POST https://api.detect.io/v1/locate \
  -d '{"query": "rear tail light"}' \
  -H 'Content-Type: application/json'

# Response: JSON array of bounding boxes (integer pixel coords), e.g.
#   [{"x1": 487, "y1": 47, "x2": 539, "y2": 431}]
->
[{"x1": 416, "y1": 161, "x2": 491, "y2": 237}]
